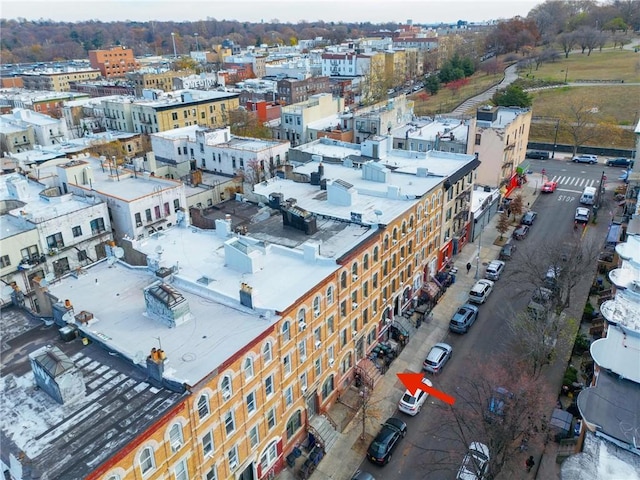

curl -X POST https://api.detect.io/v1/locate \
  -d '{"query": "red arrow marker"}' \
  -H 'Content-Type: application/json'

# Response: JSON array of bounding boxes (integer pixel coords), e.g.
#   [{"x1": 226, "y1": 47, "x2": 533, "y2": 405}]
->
[{"x1": 397, "y1": 372, "x2": 456, "y2": 405}]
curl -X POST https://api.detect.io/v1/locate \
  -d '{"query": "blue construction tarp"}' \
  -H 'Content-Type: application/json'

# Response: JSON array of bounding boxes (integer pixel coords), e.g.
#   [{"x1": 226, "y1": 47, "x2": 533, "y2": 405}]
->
[{"x1": 606, "y1": 224, "x2": 622, "y2": 245}]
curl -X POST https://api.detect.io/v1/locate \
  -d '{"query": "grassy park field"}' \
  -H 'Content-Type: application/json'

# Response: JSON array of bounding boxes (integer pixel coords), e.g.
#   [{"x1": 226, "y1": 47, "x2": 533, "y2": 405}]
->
[{"x1": 411, "y1": 44, "x2": 640, "y2": 148}]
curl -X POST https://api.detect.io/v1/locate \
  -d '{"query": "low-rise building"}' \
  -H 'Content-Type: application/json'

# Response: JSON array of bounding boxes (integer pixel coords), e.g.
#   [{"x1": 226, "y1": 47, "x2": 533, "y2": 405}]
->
[
  {"x1": 20, "y1": 68, "x2": 102, "y2": 92},
  {"x1": 391, "y1": 117, "x2": 470, "y2": 154},
  {"x1": 0, "y1": 108, "x2": 69, "y2": 147},
  {"x1": 278, "y1": 93, "x2": 345, "y2": 147}
]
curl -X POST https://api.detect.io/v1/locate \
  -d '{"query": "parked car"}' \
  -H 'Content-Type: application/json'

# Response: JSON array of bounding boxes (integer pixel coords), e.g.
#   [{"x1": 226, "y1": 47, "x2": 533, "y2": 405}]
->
[
  {"x1": 485, "y1": 260, "x2": 506, "y2": 280},
  {"x1": 366, "y1": 417, "x2": 407, "y2": 465},
  {"x1": 456, "y1": 442, "x2": 490, "y2": 480},
  {"x1": 484, "y1": 386, "x2": 514, "y2": 423},
  {"x1": 521, "y1": 211, "x2": 538, "y2": 225},
  {"x1": 351, "y1": 471, "x2": 376, "y2": 480},
  {"x1": 541, "y1": 181, "x2": 557, "y2": 193},
  {"x1": 606, "y1": 157, "x2": 633, "y2": 168},
  {"x1": 513, "y1": 225, "x2": 530, "y2": 240},
  {"x1": 526, "y1": 150, "x2": 550, "y2": 160},
  {"x1": 575, "y1": 207, "x2": 591, "y2": 224},
  {"x1": 449, "y1": 303, "x2": 479, "y2": 334},
  {"x1": 398, "y1": 377, "x2": 433, "y2": 416},
  {"x1": 499, "y1": 242, "x2": 516, "y2": 261},
  {"x1": 572, "y1": 154, "x2": 598, "y2": 164},
  {"x1": 423, "y1": 342, "x2": 453, "y2": 373},
  {"x1": 544, "y1": 265, "x2": 562, "y2": 289},
  {"x1": 468, "y1": 279, "x2": 494, "y2": 304}
]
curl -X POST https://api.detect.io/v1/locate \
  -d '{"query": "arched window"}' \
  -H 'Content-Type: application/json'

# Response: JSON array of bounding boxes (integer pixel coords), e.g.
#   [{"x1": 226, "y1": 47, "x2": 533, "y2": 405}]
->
[
  {"x1": 373, "y1": 246, "x2": 379, "y2": 262},
  {"x1": 340, "y1": 271, "x2": 347, "y2": 289},
  {"x1": 197, "y1": 394, "x2": 210, "y2": 420},
  {"x1": 401, "y1": 221, "x2": 407, "y2": 235},
  {"x1": 139, "y1": 447, "x2": 155, "y2": 475},
  {"x1": 383, "y1": 235, "x2": 389, "y2": 251},
  {"x1": 106, "y1": 475, "x2": 121, "y2": 480},
  {"x1": 351, "y1": 262, "x2": 358, "y2": 278},
  {"x1": 313, "y1": 296, "x2": 321, "y2": 316},
  {"x1": 363, "y1": 253, "x2": 369, "y2": 270},
  {"x1": 409, "y1": 215, "x2": 414, "y2": 230},
  {"x1": 260, "y1": 440, "x2": 279, "y2": 472},
  {"x1": 263, "y1": 341, "x2": 273, "y2": 363},
  {"x1": 417, "y1": 206, "x2": 422, "y2": 221},
  {"x1": 282, "y1": 321, "x2": 291, "y2": 341},
  {"x1": 383, "y1": 260, "x2": 388, "y2": 276},
  {"x1": 326, "y1": 286, "x2": 334, "y2": 305},
  {"x1": 392, "y1": 253, "x2": 397, "y2": 269},
  {"x1": 286, "y1": 410, "x2": 302, "y2": 439},
  {"x1": 244, "y1": 357, "x2": 254, "y2": 380},
  {"x1": 297, "y1": 308, "x2": 306, "y2": 324},
  {"x1": 169, "y1": 423, "x2": 183, "y2": 449},
  {"x1": 221, "y1": 375, "x2": 232, "y2": 399},
  {"x1": 392, "y1": 228, "x2": 398, "y2": 242},
  {"x1": 341, "y1": 352, "x2": 352, "y2": 374},
  {"x1": 322, "y1": 375, "x2": 334, "y2": 400}
]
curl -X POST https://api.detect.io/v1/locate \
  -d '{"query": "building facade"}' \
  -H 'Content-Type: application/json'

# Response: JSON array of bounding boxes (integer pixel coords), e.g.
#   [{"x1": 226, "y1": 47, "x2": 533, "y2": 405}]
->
[{"x1": 88, "y1": 46, "x2": 141, "y2": 79}]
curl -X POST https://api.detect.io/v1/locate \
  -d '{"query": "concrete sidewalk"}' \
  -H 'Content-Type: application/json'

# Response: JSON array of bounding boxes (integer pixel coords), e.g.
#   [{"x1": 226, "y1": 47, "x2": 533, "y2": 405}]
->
[{"x1": 279, "y1": 178, "x2": 561, "y2": 480}]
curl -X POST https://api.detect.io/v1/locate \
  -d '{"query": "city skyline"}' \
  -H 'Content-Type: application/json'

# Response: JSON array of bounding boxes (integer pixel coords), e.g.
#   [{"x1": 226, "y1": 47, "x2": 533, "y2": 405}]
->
[{"x1": 4, "y1": 0, "x2": 542, "y2": 24}]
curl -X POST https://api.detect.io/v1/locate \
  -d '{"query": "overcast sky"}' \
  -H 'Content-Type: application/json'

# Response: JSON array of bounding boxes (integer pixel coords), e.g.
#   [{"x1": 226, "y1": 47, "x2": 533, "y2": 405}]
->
[{"x1": 3, "y1": 0, "x2": 541, "y2": 24}]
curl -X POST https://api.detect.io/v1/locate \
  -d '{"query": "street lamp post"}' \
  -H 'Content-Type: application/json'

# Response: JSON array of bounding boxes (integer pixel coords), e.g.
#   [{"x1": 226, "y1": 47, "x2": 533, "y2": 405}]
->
[
  {"x1": 564, "y1": 67, "x2": 569, "y2": 83},
  {"x1": 552, "y1": 119, "x2": 559, "y2": 159},
  {"x1": 474, "y1": 228, "x2": 482, "y2": 280},
  {"x1": 171, "y1": 32, "x2": 177, "y2": 58},
  {"x1": 194, "y1": 33, "x2": 199, "y2": 52}
]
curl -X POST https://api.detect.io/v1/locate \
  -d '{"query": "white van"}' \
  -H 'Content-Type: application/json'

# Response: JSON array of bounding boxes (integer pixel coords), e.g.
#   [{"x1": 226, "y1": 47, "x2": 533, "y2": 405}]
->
[{"x1": 580, "y1": 186, "x2": 596, "y2": 205}]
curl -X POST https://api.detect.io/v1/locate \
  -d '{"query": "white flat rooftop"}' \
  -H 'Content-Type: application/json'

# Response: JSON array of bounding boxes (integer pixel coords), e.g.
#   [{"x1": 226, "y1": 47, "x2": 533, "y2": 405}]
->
[
  {"x1": 46, "y1": 222, "x2": 344, "y2": 385},
  {"x1": 590, "y1": 324, "x2": 640, "y2": 383}
]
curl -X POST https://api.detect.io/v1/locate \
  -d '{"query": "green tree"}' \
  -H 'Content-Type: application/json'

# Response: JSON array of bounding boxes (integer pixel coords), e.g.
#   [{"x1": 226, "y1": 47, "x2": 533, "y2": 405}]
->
[
  {"x1": 492, "y1": 85, "x2": 532, "y2": 108},
  {"x1": 424, "y1": 75, "x2": 441, "y2": 95}
]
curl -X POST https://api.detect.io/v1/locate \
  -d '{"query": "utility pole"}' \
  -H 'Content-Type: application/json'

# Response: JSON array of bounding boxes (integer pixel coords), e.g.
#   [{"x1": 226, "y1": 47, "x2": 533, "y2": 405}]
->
[
  {"x1": 552, "y1": 119, "x2": 559, "y2": 159},
  {"x1": 171, "y1": 32, "x2": 177, "y2": 59}
]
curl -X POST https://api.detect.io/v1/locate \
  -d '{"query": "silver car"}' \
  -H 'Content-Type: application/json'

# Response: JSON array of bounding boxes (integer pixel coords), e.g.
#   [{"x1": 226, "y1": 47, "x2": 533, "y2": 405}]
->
[
  {"x1": 423, "y1": 342, "x2": 453, "y2": 373},
  {"x1": 484, "y1": 260, "x2": 505, "y2": 280}
]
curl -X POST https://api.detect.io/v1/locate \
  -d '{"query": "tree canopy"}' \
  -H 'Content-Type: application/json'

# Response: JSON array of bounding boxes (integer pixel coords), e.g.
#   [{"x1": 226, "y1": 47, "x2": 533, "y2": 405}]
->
[{"x1": 492, "y1": 85, "x2": 532, "y2": 108}]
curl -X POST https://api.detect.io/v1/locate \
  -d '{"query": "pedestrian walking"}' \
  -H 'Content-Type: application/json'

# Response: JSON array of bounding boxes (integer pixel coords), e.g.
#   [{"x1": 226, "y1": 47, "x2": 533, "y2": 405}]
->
[
  {"x1": 466, "y1": 262, "x2": 472, "y2": 274},
  {"x1": 525, "y1": 455, "x2": 535, "y2": 472}
]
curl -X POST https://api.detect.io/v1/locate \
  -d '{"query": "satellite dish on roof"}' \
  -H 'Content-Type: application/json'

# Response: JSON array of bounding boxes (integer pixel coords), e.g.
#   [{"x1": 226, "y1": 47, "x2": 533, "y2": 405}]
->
[{"x1": 113, "y1": 247, "x2": 124, "y2": 259}]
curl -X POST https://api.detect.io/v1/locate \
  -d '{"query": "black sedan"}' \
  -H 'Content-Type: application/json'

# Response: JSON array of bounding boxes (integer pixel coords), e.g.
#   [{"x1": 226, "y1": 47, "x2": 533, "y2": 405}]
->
[
  {"x1": 513, "y1": 225, "x2": 530, "y2": 240},
  {"x1": 521, "y1": 211, "x2": 537, "y2": 225},
  {"x1": 366, "y1": 417, "x2": 407, "y2": 465}
]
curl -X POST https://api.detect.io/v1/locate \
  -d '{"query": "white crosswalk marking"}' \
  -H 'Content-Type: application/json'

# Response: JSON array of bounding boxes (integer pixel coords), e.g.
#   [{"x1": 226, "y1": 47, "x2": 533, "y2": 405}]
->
[{"x1": 550, "y1": 176, "x2": 596, "y2": 188}]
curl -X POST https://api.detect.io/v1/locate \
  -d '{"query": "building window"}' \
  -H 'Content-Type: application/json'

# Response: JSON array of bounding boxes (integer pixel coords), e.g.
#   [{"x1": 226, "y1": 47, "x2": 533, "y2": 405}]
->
[
  {"x1": 373, "y1": 246, "x2": 379, "y2": 262},
  {"x1": 174, "y1": 459, "x2": 188, "y2": 480},
  {"x1": 284, "y1": 385, "x2": 294, "y2": 406},
  {"x1": 145, "y1": 209, "x2": 152, "y2": 221},
  {"x1": 205, "y1": 466, "x2": 217, "y2": 480},
  {"x1": 282, "y1": 321, "x2": 291, "y2": 341},
  {"x1": 46, "y1": 232, "x2": 64, "y2": 249},
  {"x1": 265, "y1": 374, "x2": 274, "y2": 396},
  {"x1": 247, "y1": 391, "x2": 257, "y2": 413},
  {"x1": 0, "y1": 255, "x2": 10, "y2": 268},
  {"x1": 139, "y1": 447, "x2": 155, "y2": 475},
  {"x1": 197, "y1": 394, "x2": 210, "y2": 420},
  {"x1": 263, "y1": 341, "x2": 273, "y2": 363},
  {"x1": 327, "y1": 316, "x2": 334, "y2": 335},
  {"x1": 283, "y1": 353, "x2": 292, "y2": 375},
  {"x1": 363, "y1": 253, "x2": 369, "y2": 270},
  {"x1": 260, "y1": 440, "x2": 279, "y2": 473},
  {"x1": 224, "y1": 410, "x2": 235, "y2": 435},
  {"x1": 286, "y1": 410, "x2": 302, "y2": 439},
  {"x1": 249, "y1": 425, "x2": 259, "y2": 448},
  {"x1": 244, "y1": 357, "x2": 254, "y2": 380},
  {"x1": 169, "y1": 423, "x2": 183, "y2": 450},
  {"x1": 72, "y1": 225, "x2": 82, "y2": 237},
  {"x1": 298, "y1": 340, "x2": 307, "y2": 362},
  {"x1": 228, "y1": 445, "x2": 239, "y2": 469},
  {"x1": 315, "y1": 357, "x2": 322, "y2": 377},
  {"x1": 322, "y1": 375, "x2": 334, "y2": 400},
  {"x1": 326, "y1": 286, "x2": 334, "y2": 305},
  {"x1": 90, "y1": 217, "x2": 106, "y2": 234},
  {"x1": 221, "y1": 375, "x2": 232, "y2": 399},
  {"x1": 475, "y1": 133, "x2": 481, "y2": 145},
  {"x1": 266, "y1": 407, "x2": 276, "y2": 429},
  {"x1": 202, "y1": 431, "x2": 214, "y2": 456},
  {"x1": 340, "y1": 271, "x2": 347, "y2": 289}
]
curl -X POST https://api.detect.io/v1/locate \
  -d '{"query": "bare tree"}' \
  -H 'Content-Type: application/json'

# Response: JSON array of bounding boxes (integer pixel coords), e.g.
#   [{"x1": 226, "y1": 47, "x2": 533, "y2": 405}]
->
[
  {"x1": 574, "y1": 26, "x2": 601, "y2": 55},
  {"x1": 556, "y1": 32, "x2": 577, "y2": 58},
  {"x1": 496, "y1": 211, "x2": 511, "y2": 240},
  {"x1": 555, "y1": 95, "x2": 610, "y2": 156},
  {"x1": 509, "y1": 194, "x2": 524, "y2": 222},
  {"x1": 415, "y1": 358, "x2": 552, "y2": 479}
]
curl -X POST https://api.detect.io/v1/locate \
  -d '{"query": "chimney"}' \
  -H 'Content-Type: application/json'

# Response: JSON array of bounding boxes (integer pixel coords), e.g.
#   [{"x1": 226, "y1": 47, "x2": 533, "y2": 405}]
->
[
  {"x1": 239, "y1": 282, "x2": 254, "y2": 309},
  {"x1": 146, "y1": 347, "x2": 166, "y2": 385},
  {"x1": 303, "y1": 242, "x2": 319, "y2": 263},
  {"x1": 144, "y1": 281, "x2": 191, "y2": 328}
]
